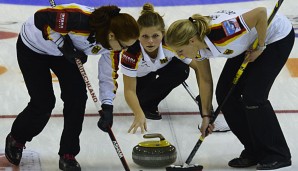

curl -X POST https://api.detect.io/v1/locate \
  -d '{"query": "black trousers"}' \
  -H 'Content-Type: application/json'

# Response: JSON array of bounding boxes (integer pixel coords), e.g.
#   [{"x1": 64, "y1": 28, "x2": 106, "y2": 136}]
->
[
  {"x1": 216, "y1": 29, "x2": 295, "y2": 163},
  {"x1": 11, "y1": 36, "x2": 87, "y2": 156},
  {"x1": 136, "y1": 58, "x2": 189, "y2": 111}
]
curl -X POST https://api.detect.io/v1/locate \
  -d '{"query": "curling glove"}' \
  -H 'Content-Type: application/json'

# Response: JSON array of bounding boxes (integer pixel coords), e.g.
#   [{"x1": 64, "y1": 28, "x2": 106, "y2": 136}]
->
[
  {"x1": 97, "y1": 104, "x2": 113, "y2": 132},
  {"x1": 58, "y1": 35, "x2": 87, "y2": 64}
]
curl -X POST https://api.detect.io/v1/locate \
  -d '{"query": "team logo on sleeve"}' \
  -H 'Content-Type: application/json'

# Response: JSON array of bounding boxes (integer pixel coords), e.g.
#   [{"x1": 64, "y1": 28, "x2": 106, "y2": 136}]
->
[
  {"x1": 222, "y1": 18, "x2": 241, "y2": 36},
  {"x1": 160, "y1": 57, "x2": 168, "y2": 64},
  {"x1": 223, "y1": 49, "x2": 234, "y2": 55},
  {"x1": 91, "y1": 45, "x2": 101, "y2": 54}
]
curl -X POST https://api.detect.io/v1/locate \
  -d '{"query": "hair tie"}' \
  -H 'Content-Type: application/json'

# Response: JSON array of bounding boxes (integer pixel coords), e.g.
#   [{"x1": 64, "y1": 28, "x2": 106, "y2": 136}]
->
[
  {"x1": 109, "y1": 8, "x2": 121, "y2": 17},
  {"x1": 188, "y1": 17, "x2": 195, "y2": 23}
]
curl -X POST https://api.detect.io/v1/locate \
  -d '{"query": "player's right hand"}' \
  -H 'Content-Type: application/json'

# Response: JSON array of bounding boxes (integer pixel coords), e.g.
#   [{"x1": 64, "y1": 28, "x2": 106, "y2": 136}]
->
[{"x1": 128, "y1": 113, "x2": 147, "y2": 134}]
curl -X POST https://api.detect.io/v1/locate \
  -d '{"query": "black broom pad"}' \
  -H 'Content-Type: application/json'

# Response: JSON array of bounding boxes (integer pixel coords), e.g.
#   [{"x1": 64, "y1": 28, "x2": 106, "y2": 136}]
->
[{"x1": 166, "y1": 164, "x2": 203, "y2": 171}]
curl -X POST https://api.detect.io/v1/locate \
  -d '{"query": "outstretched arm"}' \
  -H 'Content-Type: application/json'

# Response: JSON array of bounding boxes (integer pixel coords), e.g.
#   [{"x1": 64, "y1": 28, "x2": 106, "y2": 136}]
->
[
  {"x1": 123, "y1": 75, "x2": 147, "y2": 134},
  {"x1": 189, "y1": 59, "x2": 214, "y2": 137}
]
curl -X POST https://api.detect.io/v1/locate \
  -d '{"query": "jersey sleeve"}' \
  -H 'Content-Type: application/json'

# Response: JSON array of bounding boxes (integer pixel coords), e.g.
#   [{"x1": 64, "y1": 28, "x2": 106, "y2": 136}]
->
[
  {"x1": 34, "y1": 4, "x2": 91, "y2": 41},
  {"x1": 120, "y1": 41, "x2": 142, "y2": 77},
  {"x1": 98, "y1": 51, "x2": 121, "y2": 105}
]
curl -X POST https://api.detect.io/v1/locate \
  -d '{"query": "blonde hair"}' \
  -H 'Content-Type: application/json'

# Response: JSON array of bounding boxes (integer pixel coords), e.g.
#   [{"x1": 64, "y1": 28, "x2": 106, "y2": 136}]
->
[
  {"x1": 137, "y1": 3, "x2": 165, "y2": 34},
  {"x1": 165, "y1": 14, "x2": 211, "y2": 47}
]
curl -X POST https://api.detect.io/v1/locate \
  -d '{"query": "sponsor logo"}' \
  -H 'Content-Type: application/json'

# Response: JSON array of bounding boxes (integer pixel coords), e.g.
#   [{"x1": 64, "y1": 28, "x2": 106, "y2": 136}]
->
[
  {"x1": 76, "y1": 59, "x2": 98, "y2": 102},
  {"x1": 113, "y1": 141, "x2": 124, "y2": 158},
  {"x1": 215, "y1": 10, "x2": 236, "y2": 15},
  {"x1": 57, "y1": 12, "x2": 66, "y2": 30},
  {"x1": 122, "y1": 52, "x2": 136, "y2": 65}
]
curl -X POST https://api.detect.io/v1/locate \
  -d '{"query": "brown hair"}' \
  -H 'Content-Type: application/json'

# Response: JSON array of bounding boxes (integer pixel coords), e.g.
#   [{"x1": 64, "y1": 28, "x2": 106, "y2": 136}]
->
[
  {"x1": 137, "y1": 3, "x2": 165, "y2": 34},
  {"x1": 89, "y1": 5, "x2": 139, "y2": 49},
  {"x1": 165, "y1": 14, "x2": 211, "y2": 47}
]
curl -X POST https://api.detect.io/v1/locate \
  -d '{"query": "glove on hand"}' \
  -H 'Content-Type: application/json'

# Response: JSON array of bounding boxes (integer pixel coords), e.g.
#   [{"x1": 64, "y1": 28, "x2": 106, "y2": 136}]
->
[
  {"x1": 97, "y1": 104, "x2": 113, "y2": 132},
  {"x1": 58, "y1": 35, "x2": 87, "y2": 64}
]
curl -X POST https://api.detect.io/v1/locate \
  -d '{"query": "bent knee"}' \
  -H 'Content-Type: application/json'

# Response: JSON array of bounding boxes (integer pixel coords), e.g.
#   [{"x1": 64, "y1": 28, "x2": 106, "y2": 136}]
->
[{"x1": 242, "y1": 96, "x2": 268, "y2": 110}]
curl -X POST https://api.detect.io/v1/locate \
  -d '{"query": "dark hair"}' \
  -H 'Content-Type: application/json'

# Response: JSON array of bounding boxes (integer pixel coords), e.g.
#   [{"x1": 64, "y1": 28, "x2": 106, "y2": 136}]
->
[
  {"x1": 137, "y1": 3, "x2": 165, "y2": 34},
  {"x1": 89, "y1": 5, "x2": 139, "y2": 49}
]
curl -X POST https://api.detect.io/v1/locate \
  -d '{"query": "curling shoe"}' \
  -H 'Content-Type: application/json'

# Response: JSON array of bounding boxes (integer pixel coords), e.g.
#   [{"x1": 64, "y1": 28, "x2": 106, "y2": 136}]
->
[
  {"x1": 5, "y1": 133, "x2": 25, "y2": 165},
  {"x1": 256, "y1": 160, "x2": 292, "y2": 170},
  {"x1": 228, "y1": 157, "x2": 258, "y2": 168},
  {"x1": 144, "y1": 109, "x2": 162, "y2": 120},
  {"x1": 59, "y1": 154, "x2": 81, "y2": 171}
]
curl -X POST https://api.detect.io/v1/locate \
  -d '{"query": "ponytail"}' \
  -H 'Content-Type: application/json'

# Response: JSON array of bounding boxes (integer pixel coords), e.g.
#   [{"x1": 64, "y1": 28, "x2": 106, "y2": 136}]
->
[{"x1": 165, "y1": 14, "x2": 210, "y2": 47}]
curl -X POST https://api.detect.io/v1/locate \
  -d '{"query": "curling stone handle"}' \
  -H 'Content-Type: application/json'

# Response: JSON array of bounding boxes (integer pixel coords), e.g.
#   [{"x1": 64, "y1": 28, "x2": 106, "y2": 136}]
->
[{"x1": 143, "y1": 133, "x2": 165, "y2": 141}]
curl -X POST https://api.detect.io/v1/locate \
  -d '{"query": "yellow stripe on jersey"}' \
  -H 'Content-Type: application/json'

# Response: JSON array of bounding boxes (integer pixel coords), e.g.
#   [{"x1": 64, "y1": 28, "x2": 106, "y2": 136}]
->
[
  {"x1": 210, "y1": 23, "x2": 222, "y2": 28},
  {"x1": 46, "y1": 26, "x2": 52, "y2": 40},
  {"x1": 110, "y1": 51, "x2": 120, "y2": 94},
  {"x1": 68, "y1": 31, "x2": 89, "y2": 37}
]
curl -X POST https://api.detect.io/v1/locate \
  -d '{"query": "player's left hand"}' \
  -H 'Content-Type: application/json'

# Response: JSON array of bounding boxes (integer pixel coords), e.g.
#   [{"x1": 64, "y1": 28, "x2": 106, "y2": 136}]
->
[{"x1": 244, "y1": 48, "x2": 263, "y2": 63}]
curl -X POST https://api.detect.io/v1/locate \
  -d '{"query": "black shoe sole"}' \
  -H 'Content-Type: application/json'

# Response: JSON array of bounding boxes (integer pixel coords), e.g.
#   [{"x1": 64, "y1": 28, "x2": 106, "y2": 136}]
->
[
  {"x1": 59, "y1": 164, "x2": 81, "y2": 171},
  {"x1": 256, "y1": 160, "x2": 292, "y2": 170},
  {"x1": 5, "y1": 134, "x2": 23, "y2": 166},
  {"x1": 5, "y1": 153, "x2": 20, "y2": 166},
  {"x1": 59, "y1": 160, "x2": 81, "y2": 171},
  {"x1": 145, "y1": 115, "x2": 162, "y2": 120},
  {"x1": 228, "y1": 158, "x2": 258, "y2": 168}
]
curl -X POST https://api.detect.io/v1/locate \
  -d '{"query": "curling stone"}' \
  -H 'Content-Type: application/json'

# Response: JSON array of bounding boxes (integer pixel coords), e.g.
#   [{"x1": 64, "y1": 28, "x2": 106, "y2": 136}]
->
[{"x1": 132, "y1": 133, "x2": 177, "y2": 167}]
